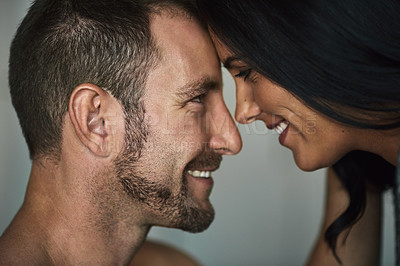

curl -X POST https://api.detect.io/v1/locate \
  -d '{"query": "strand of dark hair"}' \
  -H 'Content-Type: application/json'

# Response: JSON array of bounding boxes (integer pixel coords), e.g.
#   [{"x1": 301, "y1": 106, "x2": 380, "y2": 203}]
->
[{"x1": 330, "y1": 151, "x2": 395, "y2": 264}]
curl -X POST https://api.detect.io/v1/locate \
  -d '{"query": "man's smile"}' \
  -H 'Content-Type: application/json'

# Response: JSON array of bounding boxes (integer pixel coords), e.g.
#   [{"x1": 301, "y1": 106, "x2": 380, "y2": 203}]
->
[{"x1": 187, "y1": 170, "x2": 212, "y2": 178}]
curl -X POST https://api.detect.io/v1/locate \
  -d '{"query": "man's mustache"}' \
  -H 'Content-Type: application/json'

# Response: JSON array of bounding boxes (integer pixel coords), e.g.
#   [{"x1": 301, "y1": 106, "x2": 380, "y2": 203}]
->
[{"x1": 186, "y1": 152, "x2": 222, "y2": 171}]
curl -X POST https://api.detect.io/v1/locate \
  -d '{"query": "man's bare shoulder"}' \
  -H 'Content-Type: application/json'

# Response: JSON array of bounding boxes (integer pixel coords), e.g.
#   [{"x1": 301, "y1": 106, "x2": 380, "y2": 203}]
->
[{"x1": 130, "y1": 241, "x2": 201, "y2": 266}]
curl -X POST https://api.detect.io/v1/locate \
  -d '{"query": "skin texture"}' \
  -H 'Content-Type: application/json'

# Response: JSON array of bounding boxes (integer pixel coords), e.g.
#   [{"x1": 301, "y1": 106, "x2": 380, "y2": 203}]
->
[
  {"x1": 0, "y1": 13, "x2": 241, "y2": 265},
  {"x1": 131, "y1": 241, "x2": 201, "y2": 266}
]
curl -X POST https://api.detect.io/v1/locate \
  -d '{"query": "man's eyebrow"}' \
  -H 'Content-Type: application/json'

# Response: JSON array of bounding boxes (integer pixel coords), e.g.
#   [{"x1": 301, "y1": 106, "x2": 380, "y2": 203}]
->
[
  {"x1": 222, "y1": 56, "x2": 242, "y2": 70},
  {"x1": 176, "y1": 78, "x2": 220, "y2": 100}
]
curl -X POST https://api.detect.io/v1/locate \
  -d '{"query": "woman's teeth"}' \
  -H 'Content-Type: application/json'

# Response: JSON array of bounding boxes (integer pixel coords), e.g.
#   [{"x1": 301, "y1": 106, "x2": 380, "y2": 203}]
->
[
  {"x1": 274, "y1": 121, "x2": 289, "y2": 135},
  {"x1": 188, "y1": 170, "x2": 211, "y2": 178}
]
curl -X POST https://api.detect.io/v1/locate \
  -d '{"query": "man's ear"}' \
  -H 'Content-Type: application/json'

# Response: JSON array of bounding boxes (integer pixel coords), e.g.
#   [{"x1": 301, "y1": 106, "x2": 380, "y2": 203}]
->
[{"x1": 68, "y1": 83, "x2": 120, "y2": 157}]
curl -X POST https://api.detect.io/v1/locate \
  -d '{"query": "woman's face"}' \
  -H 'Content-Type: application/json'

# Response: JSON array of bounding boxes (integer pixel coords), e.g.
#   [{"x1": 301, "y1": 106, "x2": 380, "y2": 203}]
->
[{"x1": 212, "y1": 37, "x2": 365, "y2": 171}]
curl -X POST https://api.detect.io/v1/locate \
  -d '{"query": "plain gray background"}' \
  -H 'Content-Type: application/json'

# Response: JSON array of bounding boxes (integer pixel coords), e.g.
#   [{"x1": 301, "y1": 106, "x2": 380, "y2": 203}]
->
[{"x1": 0, "y1": 1, "x2": 395, "y2": 265}]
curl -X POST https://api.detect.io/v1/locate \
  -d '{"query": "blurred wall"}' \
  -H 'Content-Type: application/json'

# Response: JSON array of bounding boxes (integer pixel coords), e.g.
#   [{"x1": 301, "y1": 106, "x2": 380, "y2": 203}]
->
[{"x1": 0, "y1": 1, "x2": 394, "y2": 265}]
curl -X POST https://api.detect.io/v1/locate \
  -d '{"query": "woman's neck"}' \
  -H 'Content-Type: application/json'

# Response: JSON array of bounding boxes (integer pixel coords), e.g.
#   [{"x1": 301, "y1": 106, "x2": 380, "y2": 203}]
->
[{"x1": 363, "y1": 129, "x2": 400, "y2": 166}]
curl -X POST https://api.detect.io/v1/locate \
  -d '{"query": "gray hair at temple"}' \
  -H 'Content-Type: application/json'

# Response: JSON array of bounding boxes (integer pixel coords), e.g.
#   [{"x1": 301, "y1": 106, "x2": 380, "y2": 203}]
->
[{"x1": 9, "y1": 0, "x2": 200, "y2": 160}]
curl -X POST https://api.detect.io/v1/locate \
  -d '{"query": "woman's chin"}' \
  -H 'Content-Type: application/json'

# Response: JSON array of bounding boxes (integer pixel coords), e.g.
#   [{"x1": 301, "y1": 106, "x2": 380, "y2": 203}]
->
[{"x1": 293, "y1": 153, "x2": 329, "y2": 172}]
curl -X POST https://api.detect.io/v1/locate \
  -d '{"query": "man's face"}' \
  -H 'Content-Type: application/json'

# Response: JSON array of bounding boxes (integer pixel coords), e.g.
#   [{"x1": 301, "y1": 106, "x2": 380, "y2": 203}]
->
[{"x1": 115, "y1": 14, "x2": 242, "y2": 232}]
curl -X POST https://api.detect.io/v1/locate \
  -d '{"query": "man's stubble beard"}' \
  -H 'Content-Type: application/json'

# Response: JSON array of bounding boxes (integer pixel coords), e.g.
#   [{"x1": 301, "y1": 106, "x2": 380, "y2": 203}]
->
[{"x1": 113, "y1": 108, "x2": 216, "y2": 233}]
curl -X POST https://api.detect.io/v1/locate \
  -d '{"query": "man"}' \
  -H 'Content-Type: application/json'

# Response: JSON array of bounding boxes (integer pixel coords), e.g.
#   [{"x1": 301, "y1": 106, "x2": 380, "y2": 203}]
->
[{"x1": 0, "y1": 0, "x2": 242, "y2": 264}]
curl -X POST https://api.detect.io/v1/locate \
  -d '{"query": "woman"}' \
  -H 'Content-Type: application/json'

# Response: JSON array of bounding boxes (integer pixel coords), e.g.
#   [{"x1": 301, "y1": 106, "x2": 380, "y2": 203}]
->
[{"x1": 196, "y1": 0, "x2": 399, "y2": 265}]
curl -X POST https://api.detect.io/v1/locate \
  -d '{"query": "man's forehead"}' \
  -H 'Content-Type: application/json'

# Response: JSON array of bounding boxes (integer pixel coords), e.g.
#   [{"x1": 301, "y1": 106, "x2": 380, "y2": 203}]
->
[
  {"x1": 145, "y1": 11, "x2": 222, "y2": 99},
  {"x1": 149, "y1": 11, "x2": 208, "y2": 52},
  {"x1": 150, "y1": 4, "x2": 195, "y2": 22}
]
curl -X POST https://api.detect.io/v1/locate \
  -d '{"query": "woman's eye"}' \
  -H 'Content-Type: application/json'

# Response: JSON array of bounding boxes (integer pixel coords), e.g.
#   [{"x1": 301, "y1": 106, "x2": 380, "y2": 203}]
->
[{"x1": 234, "y1": 69, "x2": 253, "y2": 81}]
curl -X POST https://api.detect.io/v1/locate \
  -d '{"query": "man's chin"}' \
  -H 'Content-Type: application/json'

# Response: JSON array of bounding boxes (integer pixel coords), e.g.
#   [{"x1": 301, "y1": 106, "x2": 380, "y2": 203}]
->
[{"x1": 178, "y1": 206, "x2": 215, "y2": 233}]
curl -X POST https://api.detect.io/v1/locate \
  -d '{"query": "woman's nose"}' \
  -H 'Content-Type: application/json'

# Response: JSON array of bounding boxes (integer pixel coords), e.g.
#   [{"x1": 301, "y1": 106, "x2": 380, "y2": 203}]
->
[{"x1": 235, "y1": 85, "x2": 261, "y2": 124}]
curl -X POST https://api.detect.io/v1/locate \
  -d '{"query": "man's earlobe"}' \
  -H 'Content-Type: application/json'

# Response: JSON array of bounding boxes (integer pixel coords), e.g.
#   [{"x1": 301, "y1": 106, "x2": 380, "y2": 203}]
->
[{"x1": 68, "y1": 83, "x2": 114, "y2": 157}]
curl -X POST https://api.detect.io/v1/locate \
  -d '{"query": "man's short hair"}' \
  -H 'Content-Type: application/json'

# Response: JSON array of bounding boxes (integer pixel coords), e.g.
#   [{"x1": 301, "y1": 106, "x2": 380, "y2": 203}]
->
[{"x1": 9, "y1": 0, "x2": 200, "y2": 160}]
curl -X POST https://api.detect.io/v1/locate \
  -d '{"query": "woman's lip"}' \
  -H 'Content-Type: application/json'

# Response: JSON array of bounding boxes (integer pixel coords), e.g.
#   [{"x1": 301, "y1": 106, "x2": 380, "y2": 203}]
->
[{"x1": 278, "y1": 124, "x2": 289, "y2": 145}]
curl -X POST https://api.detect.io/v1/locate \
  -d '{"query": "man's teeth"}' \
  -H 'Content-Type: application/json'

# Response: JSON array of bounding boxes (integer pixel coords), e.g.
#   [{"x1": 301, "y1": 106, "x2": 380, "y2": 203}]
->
[
  {"x1": 274, "y1": 121, "x2": 289, "y2": 135},
  {"x1": 188, "y1": 170, "x2": 211, "y2": 178}
]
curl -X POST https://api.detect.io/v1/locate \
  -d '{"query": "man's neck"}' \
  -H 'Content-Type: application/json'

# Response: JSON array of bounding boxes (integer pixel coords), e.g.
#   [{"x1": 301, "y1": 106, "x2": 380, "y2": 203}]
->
[{"x1": 0, "y1": 159, "x2": 150, "y2": 265}]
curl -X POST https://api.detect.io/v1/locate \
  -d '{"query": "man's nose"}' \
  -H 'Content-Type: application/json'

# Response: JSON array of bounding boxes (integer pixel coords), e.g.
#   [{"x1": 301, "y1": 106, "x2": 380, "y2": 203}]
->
[
  {"x1": 235, "y1": 85, "x2": 261, "y2": 124},
  {"x1": 208, "y1": 102, "x2": 242, "y2": 155}
]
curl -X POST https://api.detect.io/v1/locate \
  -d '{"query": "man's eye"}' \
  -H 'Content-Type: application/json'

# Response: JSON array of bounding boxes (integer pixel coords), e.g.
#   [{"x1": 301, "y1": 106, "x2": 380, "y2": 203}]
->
[
  {"x1": 190, "y1": 94, "x2": 204, "y2": 104},
  {"x1": 234, "y1": 69, "x2": 252, "y2": 81}
]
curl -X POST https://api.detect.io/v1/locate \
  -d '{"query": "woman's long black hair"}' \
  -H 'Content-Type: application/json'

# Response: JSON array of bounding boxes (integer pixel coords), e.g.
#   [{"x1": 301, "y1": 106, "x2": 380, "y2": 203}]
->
[
  {"x1": 196, "y1": 0, "x2": 400, "y2": 262},
  {"x1": 330, "y1": 151, "x2": 394, "y2": 263}
]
